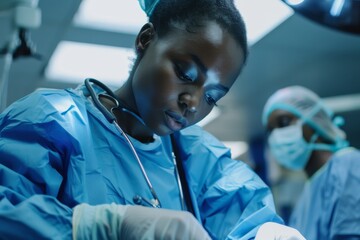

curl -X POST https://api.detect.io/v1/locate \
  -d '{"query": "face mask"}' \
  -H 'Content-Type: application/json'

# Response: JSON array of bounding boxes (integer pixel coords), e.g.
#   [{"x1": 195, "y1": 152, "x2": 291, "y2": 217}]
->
[{"x1": 268, "y1": 121, "x2": 314, "y2": 170}]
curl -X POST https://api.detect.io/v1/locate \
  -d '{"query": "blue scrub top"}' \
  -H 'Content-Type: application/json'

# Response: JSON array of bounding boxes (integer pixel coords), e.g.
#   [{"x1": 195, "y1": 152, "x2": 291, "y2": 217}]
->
[
  {"x1": 289, "y1": 147, "x2": 360, "y2": 239},
  {"x1": 0, "y1": 85, "x2": 282, "y2": 239}
]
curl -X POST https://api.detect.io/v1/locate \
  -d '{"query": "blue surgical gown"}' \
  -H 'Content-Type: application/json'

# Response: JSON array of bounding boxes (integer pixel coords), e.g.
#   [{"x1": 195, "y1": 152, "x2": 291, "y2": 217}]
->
[
  {"x1": 0, "y1": 85, "x2": 282, "y2": 239},
  {"x1": 289, "y1": 147, "x2": 360, "y2": 240}
]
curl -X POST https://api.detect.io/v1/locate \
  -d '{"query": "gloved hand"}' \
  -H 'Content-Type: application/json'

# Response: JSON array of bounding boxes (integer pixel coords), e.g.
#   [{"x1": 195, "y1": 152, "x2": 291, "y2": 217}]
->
[
  {"x1": 72, "y1": 203, "x2": 211, "y2": 240},
  {"x1": 255, "y1": 222, "x2": 306, "y2": 240}
]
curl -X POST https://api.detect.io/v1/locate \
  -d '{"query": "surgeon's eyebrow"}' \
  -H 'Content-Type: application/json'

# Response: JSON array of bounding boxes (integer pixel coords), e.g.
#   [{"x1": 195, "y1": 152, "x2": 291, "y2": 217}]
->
[{"x1": 191, "y1": 54, "x2": 230, "y2": 92}]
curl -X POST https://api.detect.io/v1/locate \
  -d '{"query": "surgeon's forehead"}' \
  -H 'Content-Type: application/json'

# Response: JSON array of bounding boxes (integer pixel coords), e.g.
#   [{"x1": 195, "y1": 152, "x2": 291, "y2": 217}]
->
[{"x1": 164, "y1": 21, "x2": 243, "y2": 82}]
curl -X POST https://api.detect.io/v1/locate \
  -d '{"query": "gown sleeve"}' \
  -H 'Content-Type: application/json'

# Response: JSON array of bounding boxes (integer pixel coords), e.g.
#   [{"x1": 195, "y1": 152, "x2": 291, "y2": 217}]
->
[
  {"x1": 328, "y1": 149, "x2": 360, "y2": 239},
  {"x1": 0, "y1": 90, "x2": 85, "y2": 239},
  {"x1": 175, "y1": 126, "x2": 283, "y2": 240}
]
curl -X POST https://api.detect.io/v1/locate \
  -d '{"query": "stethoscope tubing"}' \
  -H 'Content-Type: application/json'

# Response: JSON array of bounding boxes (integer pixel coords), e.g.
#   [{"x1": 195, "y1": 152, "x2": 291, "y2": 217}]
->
[
  {"x1": 85, "y1": 78, "x2": 161, "y2": 208},
  {"x1": 84, "y1": 78, "x2": 195, "y2": 215}
]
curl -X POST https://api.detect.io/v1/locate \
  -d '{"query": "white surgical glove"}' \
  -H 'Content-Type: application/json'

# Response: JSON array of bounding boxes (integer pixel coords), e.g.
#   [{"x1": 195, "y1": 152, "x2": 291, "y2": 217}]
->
[
  {"x1": 72, "y1": 203, "x2": 211, "y2": 240},
  {"x1": 255, "y1": 222, "x2": 306, "y2": 240}
]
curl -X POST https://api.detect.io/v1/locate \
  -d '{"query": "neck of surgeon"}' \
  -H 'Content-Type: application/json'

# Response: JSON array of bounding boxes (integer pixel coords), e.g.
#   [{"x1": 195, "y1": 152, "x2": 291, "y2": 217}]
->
[
  {"x1": 104, "y1": 81, "x2": 155, "y2": 143},
  {"x1": 305, "y1": 147, "x2": 333, "y2": 178}
]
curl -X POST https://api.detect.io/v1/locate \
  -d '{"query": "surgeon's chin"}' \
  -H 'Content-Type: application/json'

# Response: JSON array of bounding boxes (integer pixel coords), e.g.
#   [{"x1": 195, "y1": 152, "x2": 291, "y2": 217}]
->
[
  {"x1": 156, "y1": 127, "x2": 174, "y2": 136},
  {"x1": 154, "y1": 124, "x2": 180, "y2": 137}
]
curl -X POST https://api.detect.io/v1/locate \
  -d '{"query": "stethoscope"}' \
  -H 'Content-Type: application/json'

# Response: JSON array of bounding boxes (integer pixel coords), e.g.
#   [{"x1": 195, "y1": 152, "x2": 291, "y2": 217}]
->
[{"x1": 84, "y1": 78, "x2": 194, "y2": 213}]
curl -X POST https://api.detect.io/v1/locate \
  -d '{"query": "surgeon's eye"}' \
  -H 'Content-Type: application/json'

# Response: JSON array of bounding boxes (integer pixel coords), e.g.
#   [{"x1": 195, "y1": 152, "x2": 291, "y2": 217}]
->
[
  {"x1": 277, "y1": 115, "x2": 294, "y2": 128},
  {"x1": 204, "y1": 87, "x2": 227, "y2": 106},
  {"x1": 205, "y1": 94, "x2": 218, "y2": 106},
  {"x1": 174, "y1": 61, "x2": 198, "y2": 83}
]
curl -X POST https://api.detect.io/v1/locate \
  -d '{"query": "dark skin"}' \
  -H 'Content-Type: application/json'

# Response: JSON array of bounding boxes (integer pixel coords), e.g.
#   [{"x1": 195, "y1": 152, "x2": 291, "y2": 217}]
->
[
  {"x1": 104, "y1": 21, "x2": 244, "y2": 143},
  {"x1": 267, "y1": 109, "x2": 333, "y2": 178}
]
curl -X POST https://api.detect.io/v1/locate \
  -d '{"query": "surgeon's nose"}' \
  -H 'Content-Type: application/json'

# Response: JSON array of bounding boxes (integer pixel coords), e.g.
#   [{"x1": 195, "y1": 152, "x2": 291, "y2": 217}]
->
[{"x1": 178, "y1": 93, "x2": 198, "y2": 116}]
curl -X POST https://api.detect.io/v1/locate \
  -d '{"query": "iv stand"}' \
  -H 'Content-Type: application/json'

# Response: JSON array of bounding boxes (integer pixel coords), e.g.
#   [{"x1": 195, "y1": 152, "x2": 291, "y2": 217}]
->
[
  {"x1": 0, "y1": 0, "x2": 41, "y2": 112},
  {"x1": 0, "y1": 30, "x2": 17, "y2": 112}
]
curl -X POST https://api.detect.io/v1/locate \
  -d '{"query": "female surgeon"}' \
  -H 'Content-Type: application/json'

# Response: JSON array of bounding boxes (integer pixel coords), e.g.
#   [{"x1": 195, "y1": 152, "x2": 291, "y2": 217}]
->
[
  {"x1": 0, "y1": 0, "x2": 306, "y2": 239},
  {"x1": 263, "y1": 85, "x2": 360, "y2": 240}
]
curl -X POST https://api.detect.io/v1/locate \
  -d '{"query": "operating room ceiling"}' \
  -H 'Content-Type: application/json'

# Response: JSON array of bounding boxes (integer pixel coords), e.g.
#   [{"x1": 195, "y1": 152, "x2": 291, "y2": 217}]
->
[{"x1": 1, "y1": 0, "x2": 360, "y2": 157}]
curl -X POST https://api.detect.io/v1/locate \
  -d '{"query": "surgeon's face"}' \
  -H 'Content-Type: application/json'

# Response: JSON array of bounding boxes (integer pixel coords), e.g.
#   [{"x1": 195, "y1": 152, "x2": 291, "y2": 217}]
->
[
  {"x1": 267, "y1": 110, "x2": 314, "y2": 141},
  {"x1": 132, "y1": 21, "x2": 245, "y2": 136}
]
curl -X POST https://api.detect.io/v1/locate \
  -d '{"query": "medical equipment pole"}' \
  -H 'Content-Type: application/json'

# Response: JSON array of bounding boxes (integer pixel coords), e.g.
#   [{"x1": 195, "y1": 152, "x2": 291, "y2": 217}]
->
[
  {"x1": 0, "y1": 0, "x2": 41, "y2": 112},
  {"x1": 0, "y1": 30, "x2": 17, "y2": 112}
]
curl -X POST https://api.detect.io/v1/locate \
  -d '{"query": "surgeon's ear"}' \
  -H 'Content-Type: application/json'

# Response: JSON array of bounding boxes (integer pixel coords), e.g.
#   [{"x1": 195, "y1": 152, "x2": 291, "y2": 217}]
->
[{"x1": 136, "y1": 23, "x2": 156, "y2": 54}]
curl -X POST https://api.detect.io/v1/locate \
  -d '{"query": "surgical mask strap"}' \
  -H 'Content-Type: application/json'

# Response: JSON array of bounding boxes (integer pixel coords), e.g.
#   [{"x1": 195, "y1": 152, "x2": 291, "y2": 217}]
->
[
  {"x1": 308, "y1": 133, "x2": 338, "y2": 152},
  {"x1": 299, "y1": 102, "x2": 322, "y2": 124},
  {"x1": 303, "y1": 110, "x2": 348, "y2": 153},
  {"x1": 300, "y1": 104, "x2": 339, "y2": 152},
  {"x1": 312, "y1": 142, "x2": 337, "y2": 152}
]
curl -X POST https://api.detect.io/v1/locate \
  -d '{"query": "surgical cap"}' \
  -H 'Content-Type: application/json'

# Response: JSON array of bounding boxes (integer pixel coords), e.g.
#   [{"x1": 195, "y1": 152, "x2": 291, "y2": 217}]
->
[
  {"x1": 262, "y1": 86, "x2": 348, "y2": 148},
  {"x1": 138, "y1": 0, "x2": 159, "y2": 16}
]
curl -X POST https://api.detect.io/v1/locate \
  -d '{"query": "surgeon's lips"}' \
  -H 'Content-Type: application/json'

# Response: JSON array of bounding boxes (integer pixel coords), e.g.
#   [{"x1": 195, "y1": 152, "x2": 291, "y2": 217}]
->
[{"x1": 164, "y1": 110, "x2": 188, "y2": 131}]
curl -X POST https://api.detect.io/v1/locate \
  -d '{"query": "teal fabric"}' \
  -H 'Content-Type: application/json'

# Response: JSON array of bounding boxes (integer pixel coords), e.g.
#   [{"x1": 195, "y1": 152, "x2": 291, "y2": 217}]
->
[
  {"x1": 0, "y1": 84, "x2": 282, "y2": 239},
  {"x1": 138, "y1": 0, "x2": 159, "y2": 16},
  {"x1": 289, "y1": 148, "x2": 360, "y2": 239}
]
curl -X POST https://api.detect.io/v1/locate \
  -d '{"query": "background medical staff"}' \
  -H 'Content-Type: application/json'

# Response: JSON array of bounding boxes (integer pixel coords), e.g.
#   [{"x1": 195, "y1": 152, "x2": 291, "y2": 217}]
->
[{"x1": 263, "y1": 85, "x2": 360, "y2": 240}]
